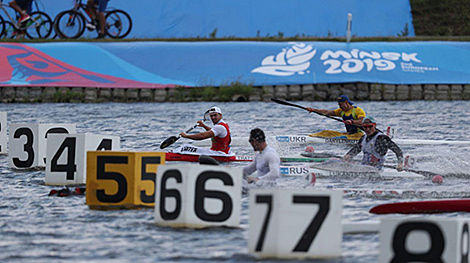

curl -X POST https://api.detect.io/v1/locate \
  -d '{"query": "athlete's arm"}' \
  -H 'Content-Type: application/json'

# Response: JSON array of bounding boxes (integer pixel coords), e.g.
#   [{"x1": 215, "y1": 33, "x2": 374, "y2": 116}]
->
[
  {"x1": 344, "y1": 136, "x2": 364, "y2": 160},
  {"x1": 376, "y1": 135, "x2": 404, "y2": 167},
  {"x1": 306, "y1": 107, "x2": 337, "y2": 116},
  {"x1": 243, "y1": 158, "x2": 257, "y2": 177},
  {"x1": 197, "y1": 120, "x2": 211, "y2": 131},
  {"x1": 351, "y1": 107, "x2": 366, "y2": 125},
  {"x1": 180, "y1": 130, "x2": 214, "y2": 140}
]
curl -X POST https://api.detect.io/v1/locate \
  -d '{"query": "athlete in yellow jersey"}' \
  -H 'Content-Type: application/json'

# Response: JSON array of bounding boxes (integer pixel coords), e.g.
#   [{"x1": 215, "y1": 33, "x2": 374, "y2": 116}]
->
[{"x1": 306, "y1": 95, "x2": 366, "y2": 139}]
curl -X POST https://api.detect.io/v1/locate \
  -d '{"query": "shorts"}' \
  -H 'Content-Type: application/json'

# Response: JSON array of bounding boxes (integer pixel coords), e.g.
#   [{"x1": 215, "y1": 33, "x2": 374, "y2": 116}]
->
[
  {"x1": 13, "y1": 0, "x2": 32, "y2": 14},
  {"x1": 93, "y1": 0, "x2": 110, "y2": 12}
]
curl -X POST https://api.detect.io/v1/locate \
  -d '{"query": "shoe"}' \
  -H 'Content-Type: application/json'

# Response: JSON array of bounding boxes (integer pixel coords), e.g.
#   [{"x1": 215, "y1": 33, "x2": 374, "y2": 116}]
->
[
  {"x1": 19, "y1": 14, "x2": 30, "y2": 23},
  {"x1": 18, "y1": 14, "x2": 31, "y2": 28},
  {"x1": 97, "y1": 33, "x2": 105, "y2": 39},
  {"x1": 86, "y1": 23, "x2": 96, "y2": 31}
]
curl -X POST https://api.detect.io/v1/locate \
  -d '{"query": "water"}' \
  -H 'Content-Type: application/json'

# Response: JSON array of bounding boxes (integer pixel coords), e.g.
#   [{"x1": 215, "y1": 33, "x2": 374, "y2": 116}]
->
[{"x1": 0, "y1": 101, "x2": 469, "y2": 262}]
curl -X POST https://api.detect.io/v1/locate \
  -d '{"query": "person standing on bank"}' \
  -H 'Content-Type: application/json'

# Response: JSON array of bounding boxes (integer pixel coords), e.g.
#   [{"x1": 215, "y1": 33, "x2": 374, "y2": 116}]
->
[
  {"x1": 177, "y1": 106, "x2": 233, "y2": 155},
  {"x1": 306, "y1": 95, "x2": 366, "y2": 139},
  {"x1": 243, "y1": 128, "x2": 280, "y2": 188},
  {"x1": 343, "y1": 117, "x2": 404, "y2": 171}
]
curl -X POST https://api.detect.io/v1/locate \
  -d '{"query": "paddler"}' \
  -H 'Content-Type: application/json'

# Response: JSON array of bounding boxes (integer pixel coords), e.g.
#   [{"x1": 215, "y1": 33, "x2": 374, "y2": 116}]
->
[
  {"x1": 343, "y1": 117, "x2": 404, "y2": 171},
  {"x1": 176, "y1": 106, "x2": 233, "y2": 156},
  {"x1": 243, "y1": 128, "x2": 280, "y2": 188},
  {"x1": 306, "y1": 95, "x2": 366, "y2": 139}
]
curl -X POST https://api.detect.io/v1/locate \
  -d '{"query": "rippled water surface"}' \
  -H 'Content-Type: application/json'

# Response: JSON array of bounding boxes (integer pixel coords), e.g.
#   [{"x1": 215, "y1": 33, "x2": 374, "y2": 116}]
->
[{"x1": 1, "y1": 101, "x2": 469, "y2": 262}]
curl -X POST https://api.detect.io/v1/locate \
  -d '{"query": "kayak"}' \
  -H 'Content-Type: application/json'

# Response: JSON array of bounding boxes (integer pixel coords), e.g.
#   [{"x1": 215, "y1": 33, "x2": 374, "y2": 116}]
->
[
  {"x1": 309, "y1": 130, "x2": 364, "y2": 140},
  {"x1": 278, "y1": 164, "x2": 424, "y2": 179},
  {"x1": 308, "y1": 159, "x2": 424, "y2": 179},
  {"x1": 191, "y1": 134, "x2": 470, "y2": 147},
  {"x1": 192, "y1": 135, "x2": 359, "y2": 146},
  {"x1": 165, "y1": 152, "x2": 329, "y2": 163},
  {"x1": 369, "y1": 199, "x2": 470, "y2": 214}
]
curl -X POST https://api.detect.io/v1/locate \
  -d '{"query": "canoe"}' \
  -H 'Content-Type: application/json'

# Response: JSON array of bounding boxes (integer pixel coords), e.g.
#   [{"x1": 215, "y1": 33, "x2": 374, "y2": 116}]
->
[
  {"x1": 191, "y1": 135, "x2": 470, "y2": 147},
  {"x1": 165, "y1": 152, "x2": 329, "y2": 163},
  {"x1": 369, "y1": 199, "x2": 470, "y2": 214}
]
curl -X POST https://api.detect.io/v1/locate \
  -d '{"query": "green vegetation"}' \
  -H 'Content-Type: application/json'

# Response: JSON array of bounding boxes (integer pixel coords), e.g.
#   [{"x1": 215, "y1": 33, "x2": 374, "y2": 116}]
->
[
  {"x1": 410, "y1": 0, "x2": 470, "y2": 36},
  {"x1": 173, "y1": 81, "x2": 253, "y2": 102},
  {"x1": 50, "y1": 90, "x2": 85, "y2": 102},
  {"x1": 1, "y1": 1, "x2": 469, "y2": 43}
]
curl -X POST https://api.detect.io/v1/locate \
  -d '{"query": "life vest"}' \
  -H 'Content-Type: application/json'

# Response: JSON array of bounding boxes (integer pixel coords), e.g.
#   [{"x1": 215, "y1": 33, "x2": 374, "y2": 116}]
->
[
  {"x1": 210, "y1": 122, "x2": 231, "y2": 153},
  {"x1": 361, "y1": 131, "x2": 385, "y2": 168},
  {"x1": 340, "y1": 107, "x2": 360, "y2": 134}
]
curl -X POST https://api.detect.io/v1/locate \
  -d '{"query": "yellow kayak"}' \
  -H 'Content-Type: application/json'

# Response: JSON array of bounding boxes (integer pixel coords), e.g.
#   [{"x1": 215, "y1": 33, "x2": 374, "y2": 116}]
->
[{"x1": 309, "y1": 130, "x2": 364, "y2": 140}]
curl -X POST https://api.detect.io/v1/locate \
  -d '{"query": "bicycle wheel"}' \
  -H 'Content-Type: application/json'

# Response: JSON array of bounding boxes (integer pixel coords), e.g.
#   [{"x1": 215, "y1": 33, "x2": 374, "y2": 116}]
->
[
  {"x1": 0, "y1": 21, "x2": 17, "y2": 39},
  {"x1": 54, "y1": 10, "x2": 86, "y2": 39},
  {"x1": 25, "y1": 11, "x2": 53, "y2": 39},
  {"x1": 0, "y1": 16, "x2": 5, "y2": 38},
  {"x1": 105, "y1": 9, "x2": 132, "y2": 39}
]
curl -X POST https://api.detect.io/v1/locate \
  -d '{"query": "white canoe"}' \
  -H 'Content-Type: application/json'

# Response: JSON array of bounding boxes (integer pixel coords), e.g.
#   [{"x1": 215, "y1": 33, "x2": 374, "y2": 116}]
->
[{"x1": 192, "y1": 135, "x2": 470, "y2": 147}]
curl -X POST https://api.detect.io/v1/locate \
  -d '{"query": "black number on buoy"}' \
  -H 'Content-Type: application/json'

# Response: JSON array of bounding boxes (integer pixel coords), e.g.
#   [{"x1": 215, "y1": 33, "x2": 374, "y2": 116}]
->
[
  {"x1": 391, "y1": 222, "x2": 445, "y2": 263},
  {"x1": 194, "y1": 171, "x2": 233, "y2": 222},
  {"x1": 50, "y1": 137, "x2": 77, "y2": 180},
  {"x1": 96, "y1": 156, "x2": 128, "y2": 203},
  {"x1": 13, "y1": 127, "x2": 34, "y2": 168},
  {"x1": 292, "y1": 196, "x2": 330, "y2": 252},
  {"x1": 140, "y1": 156, "x2": 160, "y2": 203},
  {"x1": 159, "y1": 169, "x2": 182, "y2": 220}
]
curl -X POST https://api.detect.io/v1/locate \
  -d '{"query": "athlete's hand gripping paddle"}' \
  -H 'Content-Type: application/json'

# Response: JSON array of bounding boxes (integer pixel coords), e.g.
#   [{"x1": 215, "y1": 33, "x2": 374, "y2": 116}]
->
[{"x1": 159, "y1": 110, "x2": 209, "y2": 149}]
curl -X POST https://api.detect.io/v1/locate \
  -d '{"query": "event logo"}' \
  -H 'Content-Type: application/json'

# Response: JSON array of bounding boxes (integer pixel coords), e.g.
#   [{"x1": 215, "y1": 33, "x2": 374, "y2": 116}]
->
[
  {"x1": 320, "y1": 49, "x2": 438, "y2": 74},
  {"x1": 252, "y1": 42, "x2": 439, "y2": 76},
  {"x1": 251, "y1": 42, "x2": 316, "y2": 76}
]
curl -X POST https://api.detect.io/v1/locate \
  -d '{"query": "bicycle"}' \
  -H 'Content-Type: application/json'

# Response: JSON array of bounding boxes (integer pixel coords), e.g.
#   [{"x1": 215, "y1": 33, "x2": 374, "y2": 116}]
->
[
  {"x1": 54, "y1": 0, "x2": 132, "y2": 39},
  {"x1": 0, "y1": 0, "x2": 53, "y2": 39}
]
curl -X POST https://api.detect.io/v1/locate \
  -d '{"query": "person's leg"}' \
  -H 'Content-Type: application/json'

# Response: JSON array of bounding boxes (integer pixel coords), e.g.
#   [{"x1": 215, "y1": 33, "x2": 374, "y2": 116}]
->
[
  {"x1": 86, "y1": 0, "x2": 97, "y2": 20},
  {"x1": 96, "y1": 0, "x2": 109, "y2": 37},
  {"x1": 10, "y1": 0, "x2": 30, "y2": 26},
  {"x1": 9, "y1": 0, "x2": 24, "y2": 14}
]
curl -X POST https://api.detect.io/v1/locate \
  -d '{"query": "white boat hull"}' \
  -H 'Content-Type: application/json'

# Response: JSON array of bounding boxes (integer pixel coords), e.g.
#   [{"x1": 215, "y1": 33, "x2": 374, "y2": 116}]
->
[{"x1": 279, "y1": 164, "x2": 424, "y2": 179}]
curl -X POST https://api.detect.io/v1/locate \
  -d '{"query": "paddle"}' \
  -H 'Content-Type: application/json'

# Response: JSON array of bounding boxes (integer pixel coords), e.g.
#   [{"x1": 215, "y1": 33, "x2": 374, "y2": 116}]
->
[
  {"x1": 198, "y1": 155, "x2": 220, "y2": 165},
  {"x1": 271, "y1": 98, "x2": 345, "y2": 123},
  {"x1": 159, "y1": 109, "x2": 211, "y2": 149},
  {"x1": 271, "y1": 98, "x2": 385, "y2": 133},
  {"x1": 380, "y1": 164, "x2": 436, "y2": 178},
  {"x1": 159, "y1": 124, "x2": 199, "y2": 149}
]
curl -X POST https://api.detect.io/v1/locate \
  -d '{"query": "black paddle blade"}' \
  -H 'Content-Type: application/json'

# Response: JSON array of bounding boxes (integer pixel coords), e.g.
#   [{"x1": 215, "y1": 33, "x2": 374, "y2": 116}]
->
[
  {"x1": 159, "y1": 136, "x2": 179, "y2": 149},
  {"x1": 198, "y1": 155, "x2": 220, "y2": 165}
]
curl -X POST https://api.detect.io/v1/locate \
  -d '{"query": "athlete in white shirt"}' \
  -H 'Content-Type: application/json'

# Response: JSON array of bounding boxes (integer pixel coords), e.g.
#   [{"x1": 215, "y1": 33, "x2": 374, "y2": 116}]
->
[{"x1": 243, "y1": 128, "x2": 280, "y2": 188}]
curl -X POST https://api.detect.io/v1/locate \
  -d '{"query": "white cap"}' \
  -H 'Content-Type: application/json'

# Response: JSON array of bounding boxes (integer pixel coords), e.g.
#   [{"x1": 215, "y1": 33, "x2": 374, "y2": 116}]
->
[{"x1": 207, "y1": 106, "x2": 222, "y2": 115}]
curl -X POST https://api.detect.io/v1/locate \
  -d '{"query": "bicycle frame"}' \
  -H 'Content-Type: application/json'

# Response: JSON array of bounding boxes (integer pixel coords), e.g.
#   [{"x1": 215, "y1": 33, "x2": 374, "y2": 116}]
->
[
  {"x1": 0, "y1": 0, "x2": 44, "y2": 30},
  {"x1": 71, "y1": 0, "x2": 102, "y2": 24}
]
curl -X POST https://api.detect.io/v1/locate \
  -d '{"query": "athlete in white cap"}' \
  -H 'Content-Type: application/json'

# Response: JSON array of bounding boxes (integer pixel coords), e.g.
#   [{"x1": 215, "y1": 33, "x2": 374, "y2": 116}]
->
[{"x1": 179, "y1": 106, "x2": 232, "y2": 154}]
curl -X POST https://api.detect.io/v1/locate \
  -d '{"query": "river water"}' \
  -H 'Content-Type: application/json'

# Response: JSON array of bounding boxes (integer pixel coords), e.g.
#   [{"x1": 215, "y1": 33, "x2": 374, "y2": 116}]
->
[{"x1": 0, "y1": 101, "x2": 469, "y2": 262}]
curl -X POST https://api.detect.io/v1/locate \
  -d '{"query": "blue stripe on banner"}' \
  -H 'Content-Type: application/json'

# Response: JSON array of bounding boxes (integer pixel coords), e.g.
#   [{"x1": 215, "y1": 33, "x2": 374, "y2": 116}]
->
[{"x1": 24, "y1": 41, "x2": 470, "y2": 87}]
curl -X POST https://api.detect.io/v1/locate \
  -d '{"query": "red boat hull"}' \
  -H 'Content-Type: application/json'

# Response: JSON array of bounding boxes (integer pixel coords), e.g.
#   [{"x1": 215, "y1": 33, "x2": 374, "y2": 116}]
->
[
  {"x1": 165, "y1": 152, "x2": 252, "y2": 162},
  {"x1": 370, "y1": 199, "x2": 470, "y2": 214}
]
